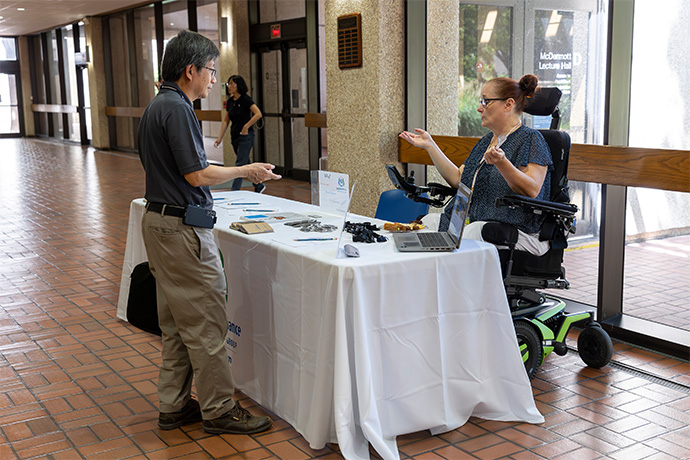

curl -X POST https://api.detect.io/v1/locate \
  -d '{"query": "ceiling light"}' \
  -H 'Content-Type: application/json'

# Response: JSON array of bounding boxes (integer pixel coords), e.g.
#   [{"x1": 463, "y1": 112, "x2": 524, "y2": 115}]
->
[
  {"x1": 17, "y1": 7, "x2": 25, "y2": 11},
  {"x1": 480, "y1": 10, "x2": 498, "y2": 44},
  {"x1": 545, "y1": 10, "x2": 562, "y2": 38}
]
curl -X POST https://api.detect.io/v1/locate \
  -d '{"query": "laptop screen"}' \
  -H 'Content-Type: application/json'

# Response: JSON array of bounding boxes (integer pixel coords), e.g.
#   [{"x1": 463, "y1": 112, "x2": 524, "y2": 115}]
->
[{"x1": 447, "y1": 182, "x2": 472, "y2": 246}]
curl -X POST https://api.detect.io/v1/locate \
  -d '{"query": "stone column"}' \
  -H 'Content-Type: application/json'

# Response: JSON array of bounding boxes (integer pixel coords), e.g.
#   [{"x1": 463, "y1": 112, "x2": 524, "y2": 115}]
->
[
  {"x1": 84, "y1": 16, "x2": 110, "y2": 150},
  {"x1": 325, "y1": 0, "x2": 405, "y2": 216},
  {"x1": 426, "y1": 0, "x2": 460, "y2": 185}
]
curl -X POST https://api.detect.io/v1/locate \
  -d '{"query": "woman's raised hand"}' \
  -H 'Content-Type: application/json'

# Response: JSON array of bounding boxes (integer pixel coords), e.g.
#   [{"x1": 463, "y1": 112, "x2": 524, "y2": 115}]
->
[
  {"x1": 483, "y1": 146, "x2": 506, "y2": 165},
  {"x1": 399, "y1": 128, "x2": 433, "y2": 150}
]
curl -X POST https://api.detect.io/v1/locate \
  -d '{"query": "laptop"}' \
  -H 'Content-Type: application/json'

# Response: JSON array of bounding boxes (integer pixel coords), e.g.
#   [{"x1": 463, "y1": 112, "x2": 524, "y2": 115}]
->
[{"x1": 392, "y1": 181, "x2": 472, "y2": 252}]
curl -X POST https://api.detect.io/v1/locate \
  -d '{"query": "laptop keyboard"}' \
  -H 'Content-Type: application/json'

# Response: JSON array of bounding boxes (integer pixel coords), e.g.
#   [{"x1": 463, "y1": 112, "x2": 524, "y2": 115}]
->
[{"x1": 418, "y1": 232, "x2": 448, "y2": 248}]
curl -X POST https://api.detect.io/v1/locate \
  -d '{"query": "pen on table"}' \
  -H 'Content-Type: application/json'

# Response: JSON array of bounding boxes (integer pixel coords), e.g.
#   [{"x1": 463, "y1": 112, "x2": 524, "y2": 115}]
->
[
  {"x1": 244, "y1": 209, "x2": 275, "y2": 212},
  {"x1": 294, "y1": 237, "x2": 338, "y2": 241},
  {"x1": 229, "y1": 202, "x2": 260, "y2": 205},
  {"x1": 212, "y1": 197, "x2": 226, "y2": 201}
]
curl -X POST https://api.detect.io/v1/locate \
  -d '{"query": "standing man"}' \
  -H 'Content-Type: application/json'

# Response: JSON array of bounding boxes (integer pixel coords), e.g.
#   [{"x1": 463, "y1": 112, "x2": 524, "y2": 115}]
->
[{"x1": 138, "y1": 30, "x2": 280, "y2": 434}]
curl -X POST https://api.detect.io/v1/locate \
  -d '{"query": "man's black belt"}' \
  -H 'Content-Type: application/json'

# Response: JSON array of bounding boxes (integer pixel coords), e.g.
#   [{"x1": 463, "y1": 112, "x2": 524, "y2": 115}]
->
[{"x1": 145, "y1": 202, "x2": 186, "y2": 218}]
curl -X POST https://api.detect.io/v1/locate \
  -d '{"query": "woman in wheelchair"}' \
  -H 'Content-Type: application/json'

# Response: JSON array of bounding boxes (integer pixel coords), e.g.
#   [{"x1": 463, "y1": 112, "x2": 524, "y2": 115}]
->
[{"x1": 399, "y1": 74, "x2": 552, "y2": 256}]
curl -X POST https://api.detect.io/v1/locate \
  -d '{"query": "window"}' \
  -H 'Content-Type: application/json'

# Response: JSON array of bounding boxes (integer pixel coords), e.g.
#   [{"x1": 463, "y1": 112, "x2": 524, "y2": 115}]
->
[
  {"x1": 47, "y1": 30, "x2": 62, "y2": 138},
  {"x1": 197, "y1": 0, "x2": 221, "y2": 147},
  {"x1": 0, "y1": 73, "x2": 20, "y2": 134},
  {"x1": 109, "y1": 12, "x2": 135, "y2": 149},
  {"x1": 624, "y1": 0, "x2": 690, "y2": 333},
  {"x1": 0, "y1": 37, "x2": 17, "y2": 60},
  {"x1": 0, "y1": 37, "x2": 20, "y2": 135},
  {"x1": 458, "y1": 5, "x2": 513, "y2": 137},
  {"x1": 164, "y1": 0, "x2": 189, "y2": 42},
  {"x1": 259, "y1": 0, "x2": 305, "y2": 23},
  {"x1": 135, "y1": 5, "x2": 158, "y2": 106},
  {"x1": 60, "y1": 25, "x2": 80, "y2": 142}
]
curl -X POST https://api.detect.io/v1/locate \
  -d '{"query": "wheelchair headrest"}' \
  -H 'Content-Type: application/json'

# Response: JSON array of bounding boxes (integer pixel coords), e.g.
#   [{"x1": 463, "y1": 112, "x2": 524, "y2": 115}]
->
[{"x1": 524, "y1": 87, "x2": 562, "y2": 116}]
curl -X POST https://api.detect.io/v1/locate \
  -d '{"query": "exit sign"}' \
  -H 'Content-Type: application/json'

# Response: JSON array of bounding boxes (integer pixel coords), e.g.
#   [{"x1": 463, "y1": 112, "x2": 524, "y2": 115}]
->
[{"x1": 270, "y1": 24, "x2": 281, "y2": 39}]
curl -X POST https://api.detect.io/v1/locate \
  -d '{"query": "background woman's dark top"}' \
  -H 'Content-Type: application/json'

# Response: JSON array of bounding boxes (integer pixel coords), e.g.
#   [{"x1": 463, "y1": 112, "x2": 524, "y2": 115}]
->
[{"x1": 226, "y1": 93, "x2": 255, "y2": 139}]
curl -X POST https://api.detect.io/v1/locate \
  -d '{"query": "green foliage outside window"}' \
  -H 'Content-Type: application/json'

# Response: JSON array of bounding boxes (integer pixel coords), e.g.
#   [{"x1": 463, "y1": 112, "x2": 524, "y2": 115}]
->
[
  {"x1": 458, "y1": 79, "x2": 484, "y2": 136},
  {"x1": 458, "y1": 5, "x2": 513, "y2": 136}
]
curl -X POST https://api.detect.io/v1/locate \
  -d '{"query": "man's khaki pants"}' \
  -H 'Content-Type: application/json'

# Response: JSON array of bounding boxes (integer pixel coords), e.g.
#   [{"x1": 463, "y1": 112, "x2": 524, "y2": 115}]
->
[{"x1": 142, "y1": 210, "x2": 236, "y2": 419}]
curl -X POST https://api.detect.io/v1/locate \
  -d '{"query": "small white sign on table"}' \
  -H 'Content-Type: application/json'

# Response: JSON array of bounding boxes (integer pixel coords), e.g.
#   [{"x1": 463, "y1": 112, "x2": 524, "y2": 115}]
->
[{"x1": 311, "y1": 170, "x2": 349, "y2": 214}]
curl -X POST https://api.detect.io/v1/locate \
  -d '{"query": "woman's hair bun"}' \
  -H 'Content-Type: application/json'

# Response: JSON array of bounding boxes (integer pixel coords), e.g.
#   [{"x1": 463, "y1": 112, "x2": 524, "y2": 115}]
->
[{"x1": 519, "y1": 74, "x2": 539, "y2": 98}]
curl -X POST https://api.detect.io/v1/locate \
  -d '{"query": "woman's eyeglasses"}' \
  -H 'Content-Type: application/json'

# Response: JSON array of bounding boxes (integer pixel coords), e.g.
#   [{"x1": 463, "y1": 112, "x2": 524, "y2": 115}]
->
[{"x1": 479, "y1": 97, "x2": 507, "y2": 107}]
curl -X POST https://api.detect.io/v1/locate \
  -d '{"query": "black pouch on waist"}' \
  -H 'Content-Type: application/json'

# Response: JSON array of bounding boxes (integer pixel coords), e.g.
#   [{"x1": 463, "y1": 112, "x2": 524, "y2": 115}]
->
[{"x1": 183, "y1": 204, "x2": 217, "y2": 228}]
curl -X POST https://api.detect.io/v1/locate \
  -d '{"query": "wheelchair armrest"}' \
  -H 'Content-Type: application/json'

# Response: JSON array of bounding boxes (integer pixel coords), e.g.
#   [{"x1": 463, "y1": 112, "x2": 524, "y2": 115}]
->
[
  {"x1": 385, "y1": 165, "x2": 456, "y2": 208},
  {"x1": 496, "y1": 194, "x2": 577, "y2": 246},
  {"x1": 427, "y1": 182, "x2": 456, "y2": 199},
  {"x1": 495, "y1": 194, "x2": 578, "y2": 217}
]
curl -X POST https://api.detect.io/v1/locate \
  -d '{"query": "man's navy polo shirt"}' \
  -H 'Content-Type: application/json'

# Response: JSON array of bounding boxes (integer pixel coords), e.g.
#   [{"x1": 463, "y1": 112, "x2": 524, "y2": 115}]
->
[{"x1": 138, "y1": 81, "x2": 212, "y2": 210}]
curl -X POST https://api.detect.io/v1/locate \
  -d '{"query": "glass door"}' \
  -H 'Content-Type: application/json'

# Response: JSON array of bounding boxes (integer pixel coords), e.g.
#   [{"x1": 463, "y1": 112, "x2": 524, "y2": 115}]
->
[
  {"x1": 261, "y1": 49, "x2": 285, "y2": 170},
  {"x1": 458, "y1": 3, "x2": 516, "y2": 136},
  {"x1": 0, "y1": 37, "x2": 22, "y2": 137},
  {"x1": 460, "y1": 0, "x2": 606, "y2": 138},
  {"x1": 459, "y1": 0, "x2": 608, "y2": 306},
  {"x1": 249, "y1": 0, "x2": 317, "y2": 181},
  {"x1": 529, "y1": 1, "x2": 607, "y2": 308},
  {"x1": 0, "y1": 73, "x2": 21, "y2": 135},
  {"x1": 257, "y1": 44, "x2": 310, "y2": 179}
]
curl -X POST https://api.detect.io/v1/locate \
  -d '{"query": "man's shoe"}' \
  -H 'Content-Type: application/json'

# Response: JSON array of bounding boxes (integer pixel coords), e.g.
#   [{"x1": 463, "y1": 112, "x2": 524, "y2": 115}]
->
[
  {"x1": 158, "y1": 399, "x2": 203, "y2": 430},
  {"x1": 254, "y1": 183, "x2": 266, "y2": 194},
  {"x1": 202, "y1": 401, "x2": 273, "y2": 435}
]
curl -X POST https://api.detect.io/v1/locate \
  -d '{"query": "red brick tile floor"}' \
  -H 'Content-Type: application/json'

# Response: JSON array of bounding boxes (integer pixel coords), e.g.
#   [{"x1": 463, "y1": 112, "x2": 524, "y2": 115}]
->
[
  {"x1": 0, "y1": 138, "x2": 688, "y2": 459},
  {"x1": 555, "y1": 235, "x2": 690, "y2": 332}
]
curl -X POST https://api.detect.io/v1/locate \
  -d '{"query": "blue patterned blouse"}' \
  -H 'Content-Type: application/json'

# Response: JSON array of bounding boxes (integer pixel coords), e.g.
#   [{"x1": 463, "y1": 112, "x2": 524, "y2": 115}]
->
[{"x1": 441, "y1": 125, "x2": 553, "y2": 234}]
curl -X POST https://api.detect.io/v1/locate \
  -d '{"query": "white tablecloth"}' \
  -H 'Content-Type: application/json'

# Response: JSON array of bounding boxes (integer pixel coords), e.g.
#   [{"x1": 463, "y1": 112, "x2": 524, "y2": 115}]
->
[{"x1": 117, "y1": 191, "x2": 543, "y2": 460}]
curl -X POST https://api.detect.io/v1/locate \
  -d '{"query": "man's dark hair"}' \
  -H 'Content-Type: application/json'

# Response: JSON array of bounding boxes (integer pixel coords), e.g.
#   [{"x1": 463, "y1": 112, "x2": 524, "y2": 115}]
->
[{"x1": 161, "y1": 30, "x2": 220, "y2": 82}]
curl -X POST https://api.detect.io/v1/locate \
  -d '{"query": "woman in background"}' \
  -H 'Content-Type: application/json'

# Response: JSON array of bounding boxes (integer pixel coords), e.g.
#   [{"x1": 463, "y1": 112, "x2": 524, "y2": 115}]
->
[{"x1": 214, "y1": 75, "x2": 265, "y2": 192}]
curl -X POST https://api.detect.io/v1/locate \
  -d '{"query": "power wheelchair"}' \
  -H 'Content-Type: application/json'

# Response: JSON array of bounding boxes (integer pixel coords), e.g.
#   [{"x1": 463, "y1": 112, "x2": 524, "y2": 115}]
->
[{"x1": 387, "y1": 87, "x2": 612, "y2": 379}]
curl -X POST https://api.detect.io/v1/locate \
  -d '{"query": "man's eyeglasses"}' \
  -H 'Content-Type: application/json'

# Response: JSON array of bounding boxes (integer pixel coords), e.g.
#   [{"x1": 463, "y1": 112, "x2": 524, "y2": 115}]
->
[
  {"x1": 200, "y1": 65, "x2": 217, "y2": 78},
  {"x1": 479, "y1": 97, "x2": 507, "y2": 107}
]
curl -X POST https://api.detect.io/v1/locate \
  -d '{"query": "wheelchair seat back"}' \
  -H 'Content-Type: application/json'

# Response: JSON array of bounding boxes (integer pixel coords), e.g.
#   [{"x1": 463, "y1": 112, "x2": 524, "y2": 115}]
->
[{"x1": 498, "y1": 88, "x2": 575, "y2": 282}]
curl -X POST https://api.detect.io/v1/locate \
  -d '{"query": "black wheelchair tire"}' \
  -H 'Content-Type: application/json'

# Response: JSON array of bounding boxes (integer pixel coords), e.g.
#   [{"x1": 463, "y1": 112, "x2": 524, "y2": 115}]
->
[
  {"x1": 514, "y1": 320, "x2": 543, "y2": 379},
  {"x1": 577, "y1": 326, "x2": 613, "y2": 369}
]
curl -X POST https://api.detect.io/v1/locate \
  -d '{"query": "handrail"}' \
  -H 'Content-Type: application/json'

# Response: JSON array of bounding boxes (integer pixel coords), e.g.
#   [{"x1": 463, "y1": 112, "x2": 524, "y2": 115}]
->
[
  {"x1": 32, "y1": 103, "x2": 78, "y2": 114},
  {"x1": 305, "y1": 112, "x2": 327, "y2": 128},
  {"x1": 104, "y1": 106, "x2": 223, "y2": 122},
  {"x1": 105, "y1": 106, "x2": 144, "y2": 117},
  {"x1": 399, "y1": 135, "x2": 690, "y2": 193},
  {"x1": 193, "y1": 110, "x2": 223, "y2": 122}
]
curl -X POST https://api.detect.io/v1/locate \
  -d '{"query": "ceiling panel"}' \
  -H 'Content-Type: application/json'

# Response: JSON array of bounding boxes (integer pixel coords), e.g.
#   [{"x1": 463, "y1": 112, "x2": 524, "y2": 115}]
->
[{"x1": 0, "y1": 0, "x2": 149, "y2": 36}]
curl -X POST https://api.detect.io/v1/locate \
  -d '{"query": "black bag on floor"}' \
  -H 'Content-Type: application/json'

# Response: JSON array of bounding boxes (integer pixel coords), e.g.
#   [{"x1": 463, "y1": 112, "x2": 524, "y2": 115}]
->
[{"x1": 126, "y1": 261, "x2": 162, "y2": 336}]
